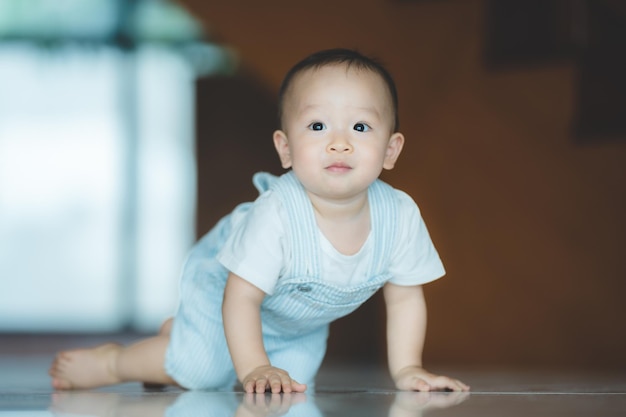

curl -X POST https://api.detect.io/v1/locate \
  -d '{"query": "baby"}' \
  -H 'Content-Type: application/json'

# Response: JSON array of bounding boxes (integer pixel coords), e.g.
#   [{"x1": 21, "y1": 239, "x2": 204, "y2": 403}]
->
[{"x1": 49, "y1": 48, "x2": 469, "y2": 394}]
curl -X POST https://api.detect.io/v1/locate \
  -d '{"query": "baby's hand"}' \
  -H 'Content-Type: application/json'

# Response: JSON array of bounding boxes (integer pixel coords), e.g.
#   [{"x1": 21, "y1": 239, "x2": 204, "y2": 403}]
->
[
  {"x1": 393, "y1": 366, "x2": 469, "y2": 392},
  {"x1": 242, "y1": 365, "x2": 307, "y2": 394}
]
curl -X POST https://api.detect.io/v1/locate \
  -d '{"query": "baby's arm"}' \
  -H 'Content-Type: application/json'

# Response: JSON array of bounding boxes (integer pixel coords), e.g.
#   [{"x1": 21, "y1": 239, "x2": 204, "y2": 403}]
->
[
  {"x1": 222, "y1": 272, "x2": 307, "y2": 393},
  {"x1": 383, "y1": 283, "x2": 469, "y2": 391}
]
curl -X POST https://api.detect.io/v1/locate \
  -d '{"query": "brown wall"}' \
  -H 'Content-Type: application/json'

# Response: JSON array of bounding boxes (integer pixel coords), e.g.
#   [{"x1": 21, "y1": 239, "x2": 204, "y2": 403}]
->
[{"x1": 185, "y1": 0, "x2": 626, "y2": 370}]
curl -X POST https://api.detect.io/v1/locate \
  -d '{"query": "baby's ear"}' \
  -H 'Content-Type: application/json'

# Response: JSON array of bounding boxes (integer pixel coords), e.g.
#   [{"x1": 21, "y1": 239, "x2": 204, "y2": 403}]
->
[
  {"x1": 383, "y1": 132, "x2": 405, "y2": 170},
  {"x1": 273, "y1": 130, "x2": 292, "y2": 169}
]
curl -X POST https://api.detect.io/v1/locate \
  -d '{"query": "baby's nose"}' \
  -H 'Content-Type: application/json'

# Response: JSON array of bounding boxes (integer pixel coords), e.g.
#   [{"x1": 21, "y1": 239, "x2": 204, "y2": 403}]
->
[{"x1": 327, "y1": 136, "x2": 353, "y2": 153}]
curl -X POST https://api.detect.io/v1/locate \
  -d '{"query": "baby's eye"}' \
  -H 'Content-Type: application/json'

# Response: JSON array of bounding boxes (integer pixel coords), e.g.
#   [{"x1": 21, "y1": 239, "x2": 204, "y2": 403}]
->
[
  {"x1": 353, "y1": 123, "x2": 371, "y2": 132},
  {"x1": 308, "y1": 122, "x2": 326, "y2": 131}
]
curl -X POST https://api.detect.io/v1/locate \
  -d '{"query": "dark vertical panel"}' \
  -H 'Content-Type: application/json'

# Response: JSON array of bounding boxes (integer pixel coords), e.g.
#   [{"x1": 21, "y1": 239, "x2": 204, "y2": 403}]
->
[
  {"x1": 194, "y1": 72, "x2": 281, "y2": 237},
  {"x1": 573, "y1": 2, "x2": 626, "y2": 141},
  {"x1": 484, "y1": 0, "x2": 581, "y2": 69},
  {"x1": 484, "y1": 0, "x2": 626, "y2": 142}
]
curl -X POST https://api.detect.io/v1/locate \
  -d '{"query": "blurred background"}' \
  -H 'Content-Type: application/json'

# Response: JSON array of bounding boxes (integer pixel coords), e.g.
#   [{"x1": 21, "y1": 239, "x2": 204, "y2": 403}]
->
[{"x1": 1, "y1": 0, "x2": 625, "y2": 373}]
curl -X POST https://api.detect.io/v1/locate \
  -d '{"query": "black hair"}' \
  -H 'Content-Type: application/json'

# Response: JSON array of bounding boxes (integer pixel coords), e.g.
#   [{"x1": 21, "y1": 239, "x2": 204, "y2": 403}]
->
[{"x1": 277, "y1": 48, "x2": 400, "y2": 132}]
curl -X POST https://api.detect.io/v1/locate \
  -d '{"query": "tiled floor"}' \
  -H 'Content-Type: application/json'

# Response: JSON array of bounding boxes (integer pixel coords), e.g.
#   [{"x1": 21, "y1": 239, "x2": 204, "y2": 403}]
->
[{"x1": 1, "y1": 335, "x2": 625, "y2": 416}]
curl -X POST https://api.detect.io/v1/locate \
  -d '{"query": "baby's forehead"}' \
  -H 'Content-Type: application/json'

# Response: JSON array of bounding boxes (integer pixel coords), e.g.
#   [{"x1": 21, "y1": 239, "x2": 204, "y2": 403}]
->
[
  {"x1": 287, "y1": 64, "x2": 390, "y2": 99},
  {"x1": 279, "y1": 58, "x2": 399, "y2": 131}
]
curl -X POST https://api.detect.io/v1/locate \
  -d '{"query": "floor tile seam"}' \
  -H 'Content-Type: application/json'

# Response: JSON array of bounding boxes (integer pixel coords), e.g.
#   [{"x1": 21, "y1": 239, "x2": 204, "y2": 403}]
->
[
  {"x1": 80, "y1": 390, "x2": 626, "y2": 395},
  {"x1": 470, "y1": 391, "x2": 626, "y2": 395},
  {"x1": 315, "y1": 388, "x2": 626, "y2": 394}
]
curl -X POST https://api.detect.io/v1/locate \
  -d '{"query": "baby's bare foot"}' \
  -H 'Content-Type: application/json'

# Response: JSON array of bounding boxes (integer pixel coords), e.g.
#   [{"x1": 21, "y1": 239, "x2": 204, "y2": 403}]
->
[{"x1": 49, "y1": 343, "x2": 122, "y2": 390}]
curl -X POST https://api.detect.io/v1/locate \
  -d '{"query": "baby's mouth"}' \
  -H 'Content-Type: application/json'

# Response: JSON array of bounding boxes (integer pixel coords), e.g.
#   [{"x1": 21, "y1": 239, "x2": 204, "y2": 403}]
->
[{"x1": 325, "y1": 162, "x2": 352, "y2": 172}]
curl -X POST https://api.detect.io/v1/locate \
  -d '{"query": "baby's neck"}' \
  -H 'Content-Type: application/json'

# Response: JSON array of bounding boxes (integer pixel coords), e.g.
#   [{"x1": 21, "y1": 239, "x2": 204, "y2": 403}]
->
[
  {"x1": 306, "y1": 187, "x2": 370, "y2": 219},
  {"x1": 308, "y1": 192, "x2": 371, "y2": 256}
]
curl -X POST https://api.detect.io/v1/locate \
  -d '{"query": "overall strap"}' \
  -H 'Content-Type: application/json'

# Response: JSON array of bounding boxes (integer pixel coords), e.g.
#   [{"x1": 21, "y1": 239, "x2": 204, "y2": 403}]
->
[
  {"x1": 265, "y1": 171, "x2": 320, "y2": 278},
  {"x1": 367, "y1": 179, "x2": 399, "y2": 277}
]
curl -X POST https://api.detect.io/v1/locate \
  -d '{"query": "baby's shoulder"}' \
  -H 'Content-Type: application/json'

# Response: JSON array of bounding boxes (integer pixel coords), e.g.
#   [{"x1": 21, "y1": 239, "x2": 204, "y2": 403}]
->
[
  {"x1": 248, "y1": 189, "x2": 286, "y2": 219},
  {"x1": 227, "y1": 189, "x2": 285, "y2": 229},
  {"x1": 387, "y1": 187, "x2": 421, "y2": 216}
]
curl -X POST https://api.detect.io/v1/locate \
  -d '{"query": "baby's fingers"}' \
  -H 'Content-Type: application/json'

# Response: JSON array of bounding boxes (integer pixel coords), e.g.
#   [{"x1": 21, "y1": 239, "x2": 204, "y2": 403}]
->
[
  {"x1": 289, "y1": 379, "x2": 307, "y2": 393},
  {"x1": 243, "y1": 371, "x2": 307, "y2": 394},
  {"x1": 243, "y1": 378, "x2": 258, "y2": 393},
  {"x1": 395, "y1": 370, "x2": 470, "y2": 392},
  {"x1": 423, "y1": 375, "x2": 470, "y2": 392},
  {"x1": 268, "y1": 374, "x2": 307, "y2": 394},
  {"x1": 267, "y1": 373, "x2": 295, "y2": 393},
  {"x1": 400, "y1": 376, "x2": 432, "y2": 392}
]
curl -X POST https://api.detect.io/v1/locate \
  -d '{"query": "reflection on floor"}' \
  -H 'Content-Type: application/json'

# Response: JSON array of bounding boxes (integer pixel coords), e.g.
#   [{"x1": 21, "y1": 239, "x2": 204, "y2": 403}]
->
[{"x1": 1, "y1": 335, "x2": 625, "y2": 416}]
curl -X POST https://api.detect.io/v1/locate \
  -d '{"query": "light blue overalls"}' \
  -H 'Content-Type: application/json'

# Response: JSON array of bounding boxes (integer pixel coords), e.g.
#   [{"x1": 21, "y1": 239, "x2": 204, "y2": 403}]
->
[{"x1": 165, "y1": 171, "x2": 398, "y2": 390}]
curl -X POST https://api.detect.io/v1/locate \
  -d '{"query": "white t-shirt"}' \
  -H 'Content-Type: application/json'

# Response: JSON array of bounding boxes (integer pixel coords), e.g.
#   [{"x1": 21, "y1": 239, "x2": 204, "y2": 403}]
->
[{"x1": 216, "y1": 188, "x2": 445, "y2": 295}]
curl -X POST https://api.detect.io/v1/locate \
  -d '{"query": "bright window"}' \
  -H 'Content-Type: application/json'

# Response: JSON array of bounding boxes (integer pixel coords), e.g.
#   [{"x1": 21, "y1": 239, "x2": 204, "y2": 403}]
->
[{"x1": 0, "y1": 1, "x2": 234, "y2": 332}]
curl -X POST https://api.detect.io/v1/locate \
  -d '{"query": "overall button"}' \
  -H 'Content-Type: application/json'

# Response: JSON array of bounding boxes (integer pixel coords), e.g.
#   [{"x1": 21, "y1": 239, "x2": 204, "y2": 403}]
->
[{"x1": 296, "y1": 284, "x2": 312, "y2": 292}]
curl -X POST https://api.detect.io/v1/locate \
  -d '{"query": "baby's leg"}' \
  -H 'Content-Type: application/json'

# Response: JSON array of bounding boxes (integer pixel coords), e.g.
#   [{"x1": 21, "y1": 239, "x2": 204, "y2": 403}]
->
[{"x1": 49, "y1": 319, "x2": 176, "y2": 390}]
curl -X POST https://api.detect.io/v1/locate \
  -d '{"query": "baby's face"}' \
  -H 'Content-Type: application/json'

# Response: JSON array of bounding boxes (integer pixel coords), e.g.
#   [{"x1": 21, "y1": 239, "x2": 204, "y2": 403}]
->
[{"x1": 274, "y1": 64, "x2": 404, "y2": 201}]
